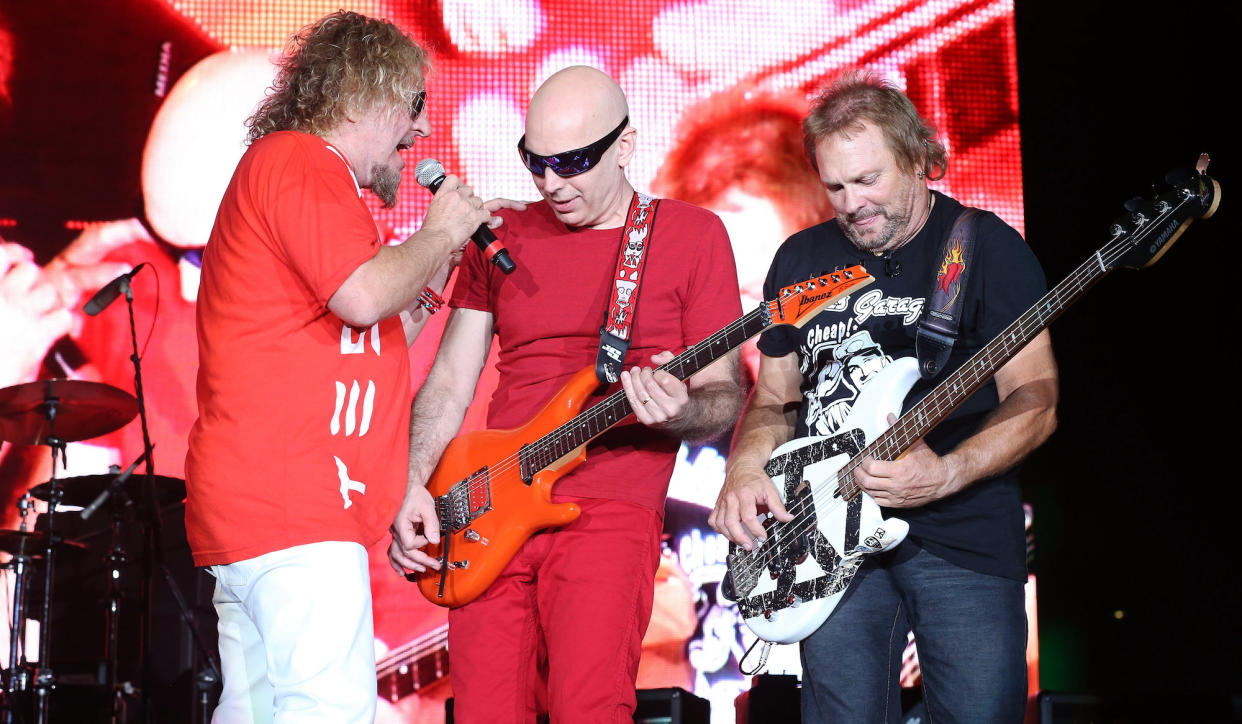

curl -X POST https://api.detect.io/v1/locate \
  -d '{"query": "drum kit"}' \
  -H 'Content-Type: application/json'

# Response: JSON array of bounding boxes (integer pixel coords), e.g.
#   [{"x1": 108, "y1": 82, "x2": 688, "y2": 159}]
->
[
  {"x1": 1, "y1": 377, "x2": 221, "y2": 724},
  {"x1": 0, "y1": 378, "x2": 203, "y2": 723}
]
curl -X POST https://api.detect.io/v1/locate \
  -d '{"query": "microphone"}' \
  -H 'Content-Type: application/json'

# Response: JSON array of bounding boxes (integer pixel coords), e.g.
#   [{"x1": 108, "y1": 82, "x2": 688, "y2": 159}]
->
[
  {"x1": 415, "y1": 159, "x2": 516, "y2": 274},
  {"x1": 80, "y1": 447, "x2": 151, "y2": 520},
  {"x1": 883, "y1": 254, "x2": 902, "y2": 278},
  {"x1": 84, "y1": 262, "x2": 148, "y2": 316}
]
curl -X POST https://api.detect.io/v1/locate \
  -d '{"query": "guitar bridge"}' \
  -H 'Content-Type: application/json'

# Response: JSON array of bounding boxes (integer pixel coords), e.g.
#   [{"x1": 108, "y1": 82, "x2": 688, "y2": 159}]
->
[{"x1": 439, "y1": 467, "x2": 492, "y2": 532}]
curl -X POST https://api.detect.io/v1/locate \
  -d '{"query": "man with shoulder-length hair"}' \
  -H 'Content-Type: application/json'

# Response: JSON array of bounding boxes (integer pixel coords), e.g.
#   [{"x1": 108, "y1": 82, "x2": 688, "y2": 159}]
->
[
  {"x1": 186, "y1": 10, "x2": 520, "y2": 722},
  {"x1": 710, "y1": 70, "x2": 1058, "y2": 722}
]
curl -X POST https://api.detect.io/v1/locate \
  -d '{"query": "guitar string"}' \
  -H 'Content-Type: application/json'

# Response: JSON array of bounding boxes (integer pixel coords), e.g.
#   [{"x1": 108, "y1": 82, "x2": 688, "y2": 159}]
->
[
  {"x1": 729, "y1": 242, "x2": 1116, "y2": 585},
  {"x1": 728, "y1": 194, "x2": 1194, "y2": 586},
  {"x1": 446, "y1": 307, "x2": 772, "y2": 513},
  {"x1": 726, "y1": 194, "x2": 1195, "y2": 590},
  {"x1": 448, "y1": 272, "x2": 869, "y2": 519}
]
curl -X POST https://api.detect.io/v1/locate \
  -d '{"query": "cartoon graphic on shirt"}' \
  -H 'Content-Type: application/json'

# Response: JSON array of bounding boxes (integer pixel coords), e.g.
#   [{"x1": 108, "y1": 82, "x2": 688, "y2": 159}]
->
[{"x1": 804, "y1": 330, "x2": 891, "y2": 435}]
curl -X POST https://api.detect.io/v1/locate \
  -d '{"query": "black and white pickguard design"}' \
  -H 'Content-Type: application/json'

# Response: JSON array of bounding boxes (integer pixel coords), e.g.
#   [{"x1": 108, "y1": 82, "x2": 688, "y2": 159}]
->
[
  {"x1": 727, "y1": 431, "x2": 865, "y2": 621},
  {"x1": 723, "y1": 358, "x2": 919, "y2": 644}
]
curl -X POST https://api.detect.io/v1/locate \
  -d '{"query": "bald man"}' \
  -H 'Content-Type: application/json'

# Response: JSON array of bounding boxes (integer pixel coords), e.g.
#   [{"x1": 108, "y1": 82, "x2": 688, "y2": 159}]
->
[{"x1": 388, "y1": 66, "x2": 744, "y2": 722}]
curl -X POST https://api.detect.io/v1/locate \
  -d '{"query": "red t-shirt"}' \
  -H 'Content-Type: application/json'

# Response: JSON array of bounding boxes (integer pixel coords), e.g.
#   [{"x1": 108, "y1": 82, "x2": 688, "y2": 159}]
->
[
  {"x1": 186, "y1": 131, "x2": 410, "y2": 567},
  {"x1": 450, "y1": 198, "x2": 741, "y2": 511}
]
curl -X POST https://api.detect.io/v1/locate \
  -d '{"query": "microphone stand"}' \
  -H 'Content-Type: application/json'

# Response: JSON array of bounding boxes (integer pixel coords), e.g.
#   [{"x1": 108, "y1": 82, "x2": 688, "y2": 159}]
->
[{"x1": 116, "y1": 277, "x2": 221, "y2": 723}]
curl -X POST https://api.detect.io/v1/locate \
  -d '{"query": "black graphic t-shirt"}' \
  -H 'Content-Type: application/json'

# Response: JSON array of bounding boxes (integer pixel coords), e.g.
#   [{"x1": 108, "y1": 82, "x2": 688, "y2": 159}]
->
[{"x1": 758, "y1": 191, "x2": 1046, "y2": 581}]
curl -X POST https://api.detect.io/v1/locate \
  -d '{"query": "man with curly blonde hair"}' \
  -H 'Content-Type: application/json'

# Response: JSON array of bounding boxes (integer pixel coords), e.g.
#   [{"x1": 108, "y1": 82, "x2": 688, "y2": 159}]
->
[{"x1": 186, "y1": 11, "x2": 520, "y2": 722}]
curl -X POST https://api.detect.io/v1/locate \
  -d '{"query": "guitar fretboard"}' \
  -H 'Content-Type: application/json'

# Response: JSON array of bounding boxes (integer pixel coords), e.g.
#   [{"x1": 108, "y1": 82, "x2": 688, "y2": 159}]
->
[
  {"x1": 838, "y1": 193, "x2": 1200, "y2": 495},
  {"x1": 518, "y1": 304, "x2": 773, "y2": 477}
]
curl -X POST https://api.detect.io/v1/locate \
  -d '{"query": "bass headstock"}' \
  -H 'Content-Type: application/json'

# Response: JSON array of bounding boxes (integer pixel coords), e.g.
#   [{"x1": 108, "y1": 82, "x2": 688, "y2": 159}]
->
[
  {"x1": 1109, "y1": 153, "x2": 1220, "y2": 270},
  {"x1": 767, "y1": 264, "x2": 873, "y2": 328}
]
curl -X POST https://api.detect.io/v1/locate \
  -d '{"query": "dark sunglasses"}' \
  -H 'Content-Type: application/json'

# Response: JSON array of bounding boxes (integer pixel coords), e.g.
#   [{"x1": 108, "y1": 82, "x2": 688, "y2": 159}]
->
[
  {"x1": 517, "y1": 116, "x2": 629, "y2": 177},
  {"x1": 409, "y1": 89, "x2": 427, "y2": 120}
]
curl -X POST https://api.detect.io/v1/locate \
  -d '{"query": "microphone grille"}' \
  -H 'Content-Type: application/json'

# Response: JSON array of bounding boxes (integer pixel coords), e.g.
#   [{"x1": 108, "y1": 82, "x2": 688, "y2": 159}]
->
[{"x1": 415, "y1": 158, "x2": 445, "y2": 188}]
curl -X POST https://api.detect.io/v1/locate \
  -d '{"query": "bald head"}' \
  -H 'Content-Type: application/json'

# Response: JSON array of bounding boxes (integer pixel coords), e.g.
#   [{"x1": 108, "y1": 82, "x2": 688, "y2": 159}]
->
[
  {"x1": 524, "y1": 66, "x2": 629, "y2": 154},
  {"x1": 521, "y1": 66, "x2": 636, "y2": 229}
]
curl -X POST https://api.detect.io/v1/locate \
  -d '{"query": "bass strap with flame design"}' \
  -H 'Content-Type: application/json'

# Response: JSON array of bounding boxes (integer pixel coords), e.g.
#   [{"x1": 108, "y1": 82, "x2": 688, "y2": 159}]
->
[{"x1": 915, "y1": 207, "x2": 980, "y2": 379}]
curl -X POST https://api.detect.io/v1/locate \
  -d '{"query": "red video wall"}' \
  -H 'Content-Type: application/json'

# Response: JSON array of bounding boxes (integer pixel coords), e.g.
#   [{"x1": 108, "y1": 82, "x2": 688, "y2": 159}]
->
[{"x1": 0, "y1": 1, "x2": 1024, "y2": 721}]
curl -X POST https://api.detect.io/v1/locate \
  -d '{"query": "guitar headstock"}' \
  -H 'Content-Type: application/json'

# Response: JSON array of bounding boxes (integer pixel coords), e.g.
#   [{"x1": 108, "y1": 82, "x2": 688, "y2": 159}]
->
[
  {"x1": 766, "y1": 264, "x2": 873, "y2": 328},
  {"x1": 1109, "y1": 154, "x2": 1220, "y2": 270}
]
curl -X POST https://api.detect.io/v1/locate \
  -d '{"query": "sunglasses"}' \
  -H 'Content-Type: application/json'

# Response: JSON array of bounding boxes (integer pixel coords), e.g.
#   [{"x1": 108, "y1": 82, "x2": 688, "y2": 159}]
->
[
  {"x1": 517, "y1": 116, "x2": 629, "y2": 177},
  {"x1": 409, "y1": 90, "x2": 427, "y2": 120}
]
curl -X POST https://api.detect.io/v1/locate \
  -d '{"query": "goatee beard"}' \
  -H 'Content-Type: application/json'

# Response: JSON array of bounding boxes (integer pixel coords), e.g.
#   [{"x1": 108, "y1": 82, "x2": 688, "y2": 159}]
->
[
  {"x1": 839, "y1": 206, "x2": 910, "y2": 253},
  {"x1": 371, "y1": 163, "x2": 402, "y2": 208}
]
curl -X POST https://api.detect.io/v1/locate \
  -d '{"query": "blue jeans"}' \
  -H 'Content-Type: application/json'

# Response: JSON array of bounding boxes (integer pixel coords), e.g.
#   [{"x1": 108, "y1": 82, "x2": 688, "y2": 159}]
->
[{"x1": 799, "y1": 541, "x2": 1027, "y2": 723}]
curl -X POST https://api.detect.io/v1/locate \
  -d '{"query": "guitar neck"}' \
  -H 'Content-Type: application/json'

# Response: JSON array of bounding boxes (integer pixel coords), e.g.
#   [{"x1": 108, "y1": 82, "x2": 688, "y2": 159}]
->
[
  {"x1": 862, "y1": 238, "x2": 1121, "y2": 467},
  {"x1": 519, "y1": 305, "x2": 772, "y2": 475}
]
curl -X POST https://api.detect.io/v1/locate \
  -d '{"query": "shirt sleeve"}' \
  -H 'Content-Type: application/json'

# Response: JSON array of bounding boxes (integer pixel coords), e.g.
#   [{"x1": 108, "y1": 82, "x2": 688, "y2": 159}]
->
[
  {"x1": 449, "y1": 234, "x2": 495, "y2": 313},
  {"x1": 680, "y1": 210, "x2": 742, "y2": 346},
  {"x1": 755, "y1": 233, "x2": 804, "y2": 358},
  {"x1": 262, "y1": 137, "x2": 381, "y2": 308},
  {"x1": 971, "y1": 212, "x2": 1047, "y2": 343}
]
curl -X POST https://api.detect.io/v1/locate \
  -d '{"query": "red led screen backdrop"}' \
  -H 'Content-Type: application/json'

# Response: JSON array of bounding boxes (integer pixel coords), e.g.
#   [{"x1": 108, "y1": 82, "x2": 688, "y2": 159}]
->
[{"x1": 0, "y1": 1, "x2": 1026, "y2": 720}]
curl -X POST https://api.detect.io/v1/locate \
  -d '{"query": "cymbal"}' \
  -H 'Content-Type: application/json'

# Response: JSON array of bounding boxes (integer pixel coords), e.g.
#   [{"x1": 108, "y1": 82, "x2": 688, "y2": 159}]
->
[
  {"x1": 0, "y1": 379, "x2": 138, "y2": 445},
  {"x1": 30, "y1": 473, "x2": 187, "y2": 509},
  {"x1": 0, "y1": 530, "x2": 87, "y2": 559}
]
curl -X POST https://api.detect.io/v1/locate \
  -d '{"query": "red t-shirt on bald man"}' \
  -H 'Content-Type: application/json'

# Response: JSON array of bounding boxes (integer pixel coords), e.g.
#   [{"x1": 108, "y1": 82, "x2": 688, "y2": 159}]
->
[{"x1": 450, "y1": 198, "x2": 742, "y2": 511}]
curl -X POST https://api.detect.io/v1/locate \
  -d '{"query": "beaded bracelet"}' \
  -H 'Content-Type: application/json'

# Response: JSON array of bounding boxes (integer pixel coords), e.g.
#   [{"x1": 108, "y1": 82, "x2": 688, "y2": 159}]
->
[{"x1": 418, "y1": 286, "x2": 445, "y2": 314}]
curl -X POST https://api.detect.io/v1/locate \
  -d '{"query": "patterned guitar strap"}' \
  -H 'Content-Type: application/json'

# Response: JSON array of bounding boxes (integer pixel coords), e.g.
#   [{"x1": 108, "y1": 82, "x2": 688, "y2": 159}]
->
[
  {"x1": 915, "y1": 207, "x2": 981, "y2": 379},
  {"x1": 595, "y1": 192, "x2": 660, "y2": 384}
]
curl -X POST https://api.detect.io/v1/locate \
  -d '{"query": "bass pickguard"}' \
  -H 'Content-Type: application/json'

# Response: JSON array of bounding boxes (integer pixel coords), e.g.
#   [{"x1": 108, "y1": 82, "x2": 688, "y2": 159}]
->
[
  {"x1": 723, "y1": 357, "x2": 919, "y2": 644},
  {"x1": 727, "y1": 430, "x2": 867, "y2": 621}
]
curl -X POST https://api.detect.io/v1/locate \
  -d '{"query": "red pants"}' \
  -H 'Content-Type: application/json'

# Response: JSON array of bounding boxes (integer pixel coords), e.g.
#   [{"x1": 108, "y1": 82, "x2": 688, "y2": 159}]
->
[{"x1": 447, "y1": 495, "x2": 663, "y2": 723}]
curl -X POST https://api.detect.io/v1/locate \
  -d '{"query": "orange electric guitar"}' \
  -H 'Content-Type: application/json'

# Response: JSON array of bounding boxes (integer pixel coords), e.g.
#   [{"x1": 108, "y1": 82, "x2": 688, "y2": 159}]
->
[{"x1": 414, "y1": 266, "x2": 874, "y2": 607}]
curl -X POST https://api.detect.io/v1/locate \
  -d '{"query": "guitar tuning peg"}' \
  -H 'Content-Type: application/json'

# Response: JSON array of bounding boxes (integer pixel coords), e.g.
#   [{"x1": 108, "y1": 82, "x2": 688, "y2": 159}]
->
[{"x1": 1123, "y1": 196, "x2": 1146, "y2": 213}]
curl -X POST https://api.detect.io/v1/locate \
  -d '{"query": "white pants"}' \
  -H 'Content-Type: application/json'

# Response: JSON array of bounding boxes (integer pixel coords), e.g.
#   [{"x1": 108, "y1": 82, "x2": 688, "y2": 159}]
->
[{"x1": 210, "y1": 541, "x2": 377, "y2": 724}]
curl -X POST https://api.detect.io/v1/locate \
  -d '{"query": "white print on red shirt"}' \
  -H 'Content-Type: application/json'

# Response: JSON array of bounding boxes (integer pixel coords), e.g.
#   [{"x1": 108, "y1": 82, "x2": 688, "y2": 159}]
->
[{"x1": 331, "y1": 322, "x2": 382, "y2": 508}]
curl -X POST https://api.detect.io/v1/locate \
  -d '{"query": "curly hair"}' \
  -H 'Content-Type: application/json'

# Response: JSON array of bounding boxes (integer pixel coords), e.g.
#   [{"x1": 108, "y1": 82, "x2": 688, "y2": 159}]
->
[
  {"x1": 653, "y1": 88, "x2": 832, "y2": 234},
  {"x1": 246, "y1": 11, "x2": 428, "y2": 143},
  {"x1": 803, "y1": 69, "x2": 948, "y2": 181}
]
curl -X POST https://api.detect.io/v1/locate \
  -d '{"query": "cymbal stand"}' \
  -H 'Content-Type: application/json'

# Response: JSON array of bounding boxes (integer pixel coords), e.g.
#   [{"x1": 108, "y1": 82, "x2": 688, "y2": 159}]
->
[
  {"x1": 2, "y1": 494, "x2": 36, "y2": 724},
  {"x1": 103, "y1": 467, "x2": 133, "y2": 724},
  {"x1": 117, "y1": 275, "x2": 220, "y2": 724},
  {"x1": 76, "y1": 452, "x2": 147, "y2": 724},
  {"x1": 33, "y1": 383, "x2": 67, "y2": 724}
]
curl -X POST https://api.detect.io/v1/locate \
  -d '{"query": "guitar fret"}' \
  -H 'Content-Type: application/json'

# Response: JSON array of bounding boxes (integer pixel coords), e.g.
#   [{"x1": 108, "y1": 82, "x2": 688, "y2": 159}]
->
[{"x1": 519, "y1": 277, "x2": 860, "y2": 482}]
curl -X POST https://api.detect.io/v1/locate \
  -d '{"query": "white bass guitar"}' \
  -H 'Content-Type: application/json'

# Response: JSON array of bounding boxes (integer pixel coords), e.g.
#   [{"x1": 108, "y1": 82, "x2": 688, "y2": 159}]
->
[{"x1": 722, "y1": 158, "x2": 1221, "y2": 644}]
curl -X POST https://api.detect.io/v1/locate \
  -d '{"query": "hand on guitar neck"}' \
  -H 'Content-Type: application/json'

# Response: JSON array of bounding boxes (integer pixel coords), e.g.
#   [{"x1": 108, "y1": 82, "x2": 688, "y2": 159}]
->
[
  {"x1": 620, "y1": 350, "x2": 690, "y2": 429},
  {"x1": 621, "y1": 349, "x2": 743, "y2": 441}
]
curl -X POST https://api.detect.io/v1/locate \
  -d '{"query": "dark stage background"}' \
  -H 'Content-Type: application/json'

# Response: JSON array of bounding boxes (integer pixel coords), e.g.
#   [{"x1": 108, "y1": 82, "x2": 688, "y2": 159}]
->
[{"x1": 1015, "y1": 1, "x2": 1241, "y2": 720}]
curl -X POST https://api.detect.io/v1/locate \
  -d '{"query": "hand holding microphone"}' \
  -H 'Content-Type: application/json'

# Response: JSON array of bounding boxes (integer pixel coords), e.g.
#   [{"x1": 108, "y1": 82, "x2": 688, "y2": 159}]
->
[{"x1": 415, "y1": 159, "x2": 518, "y2": 275}]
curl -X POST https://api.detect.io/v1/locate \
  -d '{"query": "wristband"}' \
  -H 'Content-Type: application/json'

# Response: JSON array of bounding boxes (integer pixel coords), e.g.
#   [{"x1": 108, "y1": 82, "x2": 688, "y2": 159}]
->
[{"x1": 418, "y1": 286, "x2": 445, "y2": 314}]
